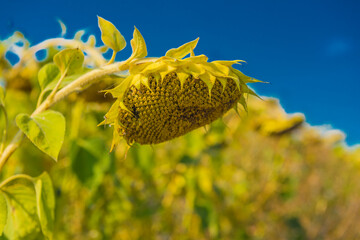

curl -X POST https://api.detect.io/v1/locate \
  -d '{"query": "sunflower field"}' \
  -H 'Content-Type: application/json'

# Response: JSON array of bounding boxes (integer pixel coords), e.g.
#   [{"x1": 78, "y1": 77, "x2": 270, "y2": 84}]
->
[{"x1": 0, "y1": 17, "x2": 360, "y2": 240}]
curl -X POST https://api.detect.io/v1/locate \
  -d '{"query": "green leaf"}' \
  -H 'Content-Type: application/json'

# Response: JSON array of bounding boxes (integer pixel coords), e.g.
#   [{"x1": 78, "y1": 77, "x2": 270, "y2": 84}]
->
[
  {"x1": 1, "y1": 178, "x2": 42, "y2": 240},
  {"x1": 16, "y1": 110, "x2": 66, "y2": 161},
  {"x1": 34, "y1": 172, "x2": 55, "y2": 240},
  {"x1": 98, "y1": 16, "x2": 126, "y2": 52},
  {"x1": 0, "y1": 193, "x2": 7, "y2": 236},
  {"x1": 53, "y1": 48, "x2": 84, "y2": 75},
  {"x1": 130, "y1": 27, "x2": 147, "y2": 59},
  {"x1": 165, "y1": 38, "x2": 199, "y2": 59},
  {"x1": 37, "y1": 63, "x2": 60, "y2": 91}
]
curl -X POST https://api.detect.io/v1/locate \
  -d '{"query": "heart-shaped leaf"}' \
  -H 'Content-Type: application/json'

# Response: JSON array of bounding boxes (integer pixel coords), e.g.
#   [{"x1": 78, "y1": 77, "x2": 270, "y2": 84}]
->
[
  {"x1": 53, "y1": 48, "x2": 84, "y2": 75},
  {"x1": 1, "y1": 178, "x2": 41, "y2": 239},
  {"x1": 16, "y1": 110, "x2": 66, "y2": 161},
  {"x1": 98, "y1": 16, "x2": 126, "y2": 52}
]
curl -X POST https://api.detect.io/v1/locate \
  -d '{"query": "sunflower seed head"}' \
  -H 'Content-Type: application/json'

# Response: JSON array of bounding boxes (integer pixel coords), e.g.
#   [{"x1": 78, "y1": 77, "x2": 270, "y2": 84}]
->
[{"x1": 116, "y1": 72, "x2": 241, "y2": 144}]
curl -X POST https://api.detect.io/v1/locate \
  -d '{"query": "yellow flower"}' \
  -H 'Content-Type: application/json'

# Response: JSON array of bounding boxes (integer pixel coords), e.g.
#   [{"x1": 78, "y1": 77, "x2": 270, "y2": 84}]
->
[{"x1": 102, "y1": 37, "x2": 261, "y2": 148}]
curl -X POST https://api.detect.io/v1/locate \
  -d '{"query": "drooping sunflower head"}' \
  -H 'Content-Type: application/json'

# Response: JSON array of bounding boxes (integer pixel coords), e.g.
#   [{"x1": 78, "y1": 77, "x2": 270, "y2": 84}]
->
[{"x1": 103, "y1": 37, "x2": 261, "y2": 148}]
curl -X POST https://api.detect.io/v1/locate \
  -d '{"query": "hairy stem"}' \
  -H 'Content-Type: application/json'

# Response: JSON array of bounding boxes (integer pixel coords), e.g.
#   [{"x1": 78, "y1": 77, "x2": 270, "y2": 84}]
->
[{"x1": 0, "y1": 60, "x2": 127, "y2": 172}]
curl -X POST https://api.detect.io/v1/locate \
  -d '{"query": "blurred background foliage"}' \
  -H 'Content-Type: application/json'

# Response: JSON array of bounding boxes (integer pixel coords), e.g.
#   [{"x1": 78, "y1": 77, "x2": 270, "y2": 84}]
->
[{"x1": 1, "y1": 31, "x2": 360, "y2": 240}]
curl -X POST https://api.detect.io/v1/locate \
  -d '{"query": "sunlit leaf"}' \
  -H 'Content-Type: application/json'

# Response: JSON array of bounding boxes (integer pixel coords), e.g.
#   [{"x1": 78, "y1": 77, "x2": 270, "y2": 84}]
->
[
  {"x1": 98, "y1": 16, "x2": 126, "y2": 52},
  {"x1": 1, "y1": 178, "x2": 41, "y2": 239},
  {"x1": 16, "y1": 110, "x2": 66, "y2": 161},
  {"x1": 37, "y1": 63, "x2": 60, "y2": 91},
  {"x1": 53, "y1": 48, "x2": 84, "y2": 75},
  {"x1": 34, "y1": 172, "x2": 55, "y2": 240},
  {"x1": 0, "y1": 193, "x2": 7, "y2": 236},
  {"x1": 130, "y1": 27, "x2": 147, "y2": 59},
  {"x1": 165, "y1": 38, "x2": 199, "y2": 59}
]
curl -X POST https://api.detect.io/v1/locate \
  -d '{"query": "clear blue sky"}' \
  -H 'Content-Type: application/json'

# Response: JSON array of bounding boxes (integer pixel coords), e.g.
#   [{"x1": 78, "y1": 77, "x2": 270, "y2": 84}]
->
[{"x1": 1, "y1": 0, "x2": 359, "y2": 145}]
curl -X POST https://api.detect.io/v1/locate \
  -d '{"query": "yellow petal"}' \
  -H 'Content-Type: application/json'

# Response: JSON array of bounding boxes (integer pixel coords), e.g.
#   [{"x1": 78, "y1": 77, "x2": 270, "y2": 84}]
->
[
  {"x1": 159, "y1": 65, "x2": 177, "y2": 80},
  {"x1": 100, "y1": 99, "x2": 120, "y2": 126},
  {"x1": 190, "y1": 46, "x2": 195, "y2": 57},
  {"x1": 131, "y1": 74, "x2": 142, "y2": 89},
  {"x1": 212, "y1": 60, "x2": 245, "y2": 66},
  {"x1": 228, "y1": 71, "x2": 241, "y2": 91},
  {"x1": 211, "y1": 62, "x2": 231, "y2": 76},
  {"x1": 199, "y1": 72, "x2": 216, "y2": 96},
  {"x1": 217, "y1": 77, "x2": 228, "y2": 91},
  {"x1": 202, "y1": 62, "x2": 229, "y2": 77},
  {"x1": 165, "y1": 37, "x2": 199, "y2": 59},
  {"x1": 185, "y1": 55, "x2": 208, "y2": 63},
  {"x1": 110, "y1": 123, "x2": 121, "y2": 152},
  {"x1": 176, "y1": 71, "x2": 190, "y2": 88},
  {"x1": 182, "y1": 63, "x2": 205, "y2": 78},
  {"x1": 140, "y1": 74, "x2": 151, "y2": 90},
  {"x1": 232, "y1": 68, "x2": 265, "y2": 83},
  {"x1": 141, "y1": 61, "x2": 168, "y2": 75},
  {"x1": 238, "y1": 95, "x2": 248, "y2": 112},
  {"x1": 156, "y1": 56, "x2": 173, "y2": 62},
  {"x1": 129, "y1": 61, "x2": 152, "y2": 74},
  {"x1": 106, "y1": 77, "x2": 132, "y2": 98},
  {"x1": 152, "y1": 72, "x2": 161, "y2": 83},
  {"x1": 119, "y1": 100, "x2": 133, "y2": 114}
]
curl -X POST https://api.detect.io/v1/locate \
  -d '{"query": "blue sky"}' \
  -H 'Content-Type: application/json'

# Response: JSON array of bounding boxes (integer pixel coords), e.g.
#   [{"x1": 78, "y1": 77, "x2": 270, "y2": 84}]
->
[{"x1": 1, "y1": 0, "x2": 359, "y2": 145}]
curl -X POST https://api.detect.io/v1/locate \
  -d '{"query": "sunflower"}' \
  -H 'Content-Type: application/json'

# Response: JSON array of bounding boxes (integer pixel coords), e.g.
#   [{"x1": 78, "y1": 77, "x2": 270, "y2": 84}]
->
[{"x1": 102, "y1": 37, "x2": 261, "y2": 148}]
